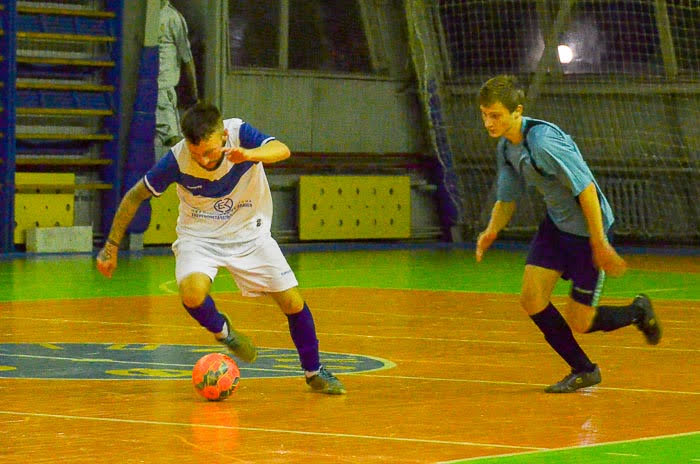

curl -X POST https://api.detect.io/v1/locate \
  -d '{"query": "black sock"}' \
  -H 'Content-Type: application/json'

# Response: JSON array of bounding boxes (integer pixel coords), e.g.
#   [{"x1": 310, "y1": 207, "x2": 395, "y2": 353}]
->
[
  {"x1": 587, "y1": 303, "x2": 640, "y2": 333},
  {"x1": 530, "y1": 303, "x2": 596, "y2": 373}
]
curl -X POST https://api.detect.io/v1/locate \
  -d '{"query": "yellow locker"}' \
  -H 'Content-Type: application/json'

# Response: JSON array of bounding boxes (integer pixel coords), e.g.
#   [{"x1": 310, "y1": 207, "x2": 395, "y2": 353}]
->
[{"x1": 299, "y1": 176, "x2": 411, "y2": 240}]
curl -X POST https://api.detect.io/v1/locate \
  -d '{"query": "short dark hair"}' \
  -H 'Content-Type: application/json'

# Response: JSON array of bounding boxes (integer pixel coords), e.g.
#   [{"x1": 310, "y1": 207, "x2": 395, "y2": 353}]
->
[
  {"x1": 478, "y1": 75, "x2": 525, "y2": 112},
  {"x1": 181, "y1": 102, "x2": 223, "y2": 145}
]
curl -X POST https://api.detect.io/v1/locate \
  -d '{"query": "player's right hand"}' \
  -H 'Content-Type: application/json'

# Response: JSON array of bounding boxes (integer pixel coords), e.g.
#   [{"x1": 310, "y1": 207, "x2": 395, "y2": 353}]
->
[
  {"x1": 96, "y1": 244, "x2": 118, "y2": 278},
  {"x1": 592, "y1": 241, "x2": 627, "y2": 277},
  {"x1": 476, "y1": 230, "x2": 497, "y2": 262},
  {"x1": 223, "y1": 147, "x2": 248, "y2": 164}
]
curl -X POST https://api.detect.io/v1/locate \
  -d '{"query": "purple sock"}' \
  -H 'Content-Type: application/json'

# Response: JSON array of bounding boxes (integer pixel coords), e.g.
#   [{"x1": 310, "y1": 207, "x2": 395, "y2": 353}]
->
[
  {"x1": 183, "y1": 295, "x2": 226, "y2": 334},
  {"x1": 286, "y1": 303, "x2": 320, "y2": 372}
]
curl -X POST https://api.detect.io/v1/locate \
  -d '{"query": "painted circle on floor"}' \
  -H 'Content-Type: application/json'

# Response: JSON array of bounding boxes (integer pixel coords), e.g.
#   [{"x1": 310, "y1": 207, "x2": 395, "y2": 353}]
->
[{"x1": 0, "y1": 343, "x2": 394, "y2": 380}]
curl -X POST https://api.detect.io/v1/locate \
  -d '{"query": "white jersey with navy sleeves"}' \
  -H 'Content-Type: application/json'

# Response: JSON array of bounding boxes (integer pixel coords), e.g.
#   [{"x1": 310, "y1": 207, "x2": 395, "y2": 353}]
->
[{"x1": 144, "y1": 118, "x2": 276, "y2": 244}]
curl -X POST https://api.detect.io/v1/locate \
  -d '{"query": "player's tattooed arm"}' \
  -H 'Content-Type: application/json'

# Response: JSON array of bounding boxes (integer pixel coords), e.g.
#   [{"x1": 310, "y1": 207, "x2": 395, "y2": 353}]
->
[
  {"x1": 96, "y1": 180, "x2": 153, "y2": 278},
  {"x1": 106, "y1": 180, "x2": 152, "y2": 245}
]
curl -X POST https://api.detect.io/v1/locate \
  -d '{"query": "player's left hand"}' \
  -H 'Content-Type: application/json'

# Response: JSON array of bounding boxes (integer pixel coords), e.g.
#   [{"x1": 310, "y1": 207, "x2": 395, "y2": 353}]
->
[
  {"x1": 476, "y1": 230, "x2": 498, "y2": 262},
  {"x1": 96, "y1": 243, "x2": 118, "y2": 278},
  {"x1": 223, "y1": 147, "x2": 249, "y2": 164},
  {"x1": 592, "y1": 240, "x2": 627, "y2": 277}
]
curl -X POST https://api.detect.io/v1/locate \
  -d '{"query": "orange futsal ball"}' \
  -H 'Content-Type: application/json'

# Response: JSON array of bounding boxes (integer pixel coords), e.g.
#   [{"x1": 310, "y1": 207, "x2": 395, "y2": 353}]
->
[{"x1": 192, "y1": 353, "x2": 240, "y2": 401}]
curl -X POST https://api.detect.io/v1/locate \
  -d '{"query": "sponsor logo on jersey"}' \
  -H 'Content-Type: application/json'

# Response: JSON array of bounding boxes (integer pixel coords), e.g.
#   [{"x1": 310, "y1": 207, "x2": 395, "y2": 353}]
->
[{"x1": 214, "y1": 198, "x2": 234, "y2": 213}]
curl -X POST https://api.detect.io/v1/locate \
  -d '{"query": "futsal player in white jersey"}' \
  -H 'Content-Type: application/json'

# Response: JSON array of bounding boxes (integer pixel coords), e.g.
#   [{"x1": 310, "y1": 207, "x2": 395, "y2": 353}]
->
[{"x1": 97, "y1": 102, "x2": 345, "y2": 394}]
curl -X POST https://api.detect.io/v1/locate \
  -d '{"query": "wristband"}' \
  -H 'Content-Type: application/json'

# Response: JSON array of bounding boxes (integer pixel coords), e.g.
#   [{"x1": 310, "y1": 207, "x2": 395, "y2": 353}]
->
[{"x1": 106, "y1": 238, "x2": 119, "y2": 248}]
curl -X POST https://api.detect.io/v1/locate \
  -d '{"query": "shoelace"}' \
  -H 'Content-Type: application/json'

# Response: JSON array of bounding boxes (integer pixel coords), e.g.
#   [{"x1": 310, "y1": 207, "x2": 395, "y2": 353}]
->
[
  {"x1": 221, "y1": 332, "x2": 241, "y2": 347},
  {"x1": 556, "y1": 369, "x2": 591, "y2": 385}
]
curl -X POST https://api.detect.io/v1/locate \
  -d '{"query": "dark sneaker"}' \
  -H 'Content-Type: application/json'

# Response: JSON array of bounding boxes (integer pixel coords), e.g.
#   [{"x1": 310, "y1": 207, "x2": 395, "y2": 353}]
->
[
  {"x1": 545, "y1": 365, "x2": 601, "y2": 393},
  {"x1": 633, "y1": 294, "x2": 661, "y2": 345},
  {"x1": 217, "y1": 313, "x2": 257, "y2": 363},
  {"x1": 306, "y1": 366, "x2": 346, "y2": 395}
]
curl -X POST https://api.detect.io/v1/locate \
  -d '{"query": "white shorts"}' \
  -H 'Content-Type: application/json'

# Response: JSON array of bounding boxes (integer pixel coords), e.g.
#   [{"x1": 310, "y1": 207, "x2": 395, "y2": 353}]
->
[{"x1": 172, "y1": 233, "x2": 298, "y2": 297}]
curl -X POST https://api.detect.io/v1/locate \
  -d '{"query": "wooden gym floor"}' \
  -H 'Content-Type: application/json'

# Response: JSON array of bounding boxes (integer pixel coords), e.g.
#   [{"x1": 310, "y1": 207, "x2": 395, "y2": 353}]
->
[{"x1": 0, "y1": 247, "x2": 698, "y2": 463}]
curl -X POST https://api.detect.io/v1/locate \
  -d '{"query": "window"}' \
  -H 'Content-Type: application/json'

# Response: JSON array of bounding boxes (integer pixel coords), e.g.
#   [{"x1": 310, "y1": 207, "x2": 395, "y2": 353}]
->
[
  {"x1": 438, "y1": 0, "x2": 542, "y2": 76},
  {"x1": 289, "y1": 0, "x2": 371, "y2": 72},
  {"x1": 438, "y1": 0, "x2": 676, "y2": 77},
  {"x1": 228, "y1": 0, "x2": 373, "y2": 74},
  {"x1": 228, "y1": 1, "x2": 280, "y2": 68},
  {"x1": 667, "y1": 0, "x2": 699, "y2": 75},
  {"x1": 560, "y1": 1, "x2": 663, "y2": 75}
]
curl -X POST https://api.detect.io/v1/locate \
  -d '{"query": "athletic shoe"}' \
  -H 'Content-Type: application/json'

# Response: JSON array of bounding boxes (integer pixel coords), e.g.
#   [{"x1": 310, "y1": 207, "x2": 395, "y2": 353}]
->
[
  {"x1": 633, "y1": 294, "x2": 661, "y2": 345},
  {"x1": 545, "y1": 365, "x2": 601, "y2": 393},
  {"x1": 306, "y1": 366, "x2": 346, "y2": 395},
  {"x1": 217, "y1": 312, "x2": 257, "y2": 363}
]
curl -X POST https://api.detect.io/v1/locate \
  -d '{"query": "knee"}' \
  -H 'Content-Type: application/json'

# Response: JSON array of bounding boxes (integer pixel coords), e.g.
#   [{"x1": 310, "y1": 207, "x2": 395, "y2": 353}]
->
[
  {"x1": 280, "y1": 299, "x2": 304, "y2": 315},
  {"x1": 179, "y1": 283, "x2": 208, "y2": 308},
  {"x1": 563, "y1": 301, "x2": 592, "y2": 334},
  {"x1": 179, "y1": 273, "x2": 212, "y2": 308},
  {"x1": 567, "y1": 318, "x2": 589, "y2": 334},
  {"x1": 277, "y1": 295, "x2": 304, "y2": 314},
  {"x1": 181, "y1": 291, "x2": 206, "y2": 309},
  {"x1": 274, "y1": 289, "x2": 305, "y2": 315},
  {"x1": 519, "y1": 293, "x2": 544, "y2": 315}
]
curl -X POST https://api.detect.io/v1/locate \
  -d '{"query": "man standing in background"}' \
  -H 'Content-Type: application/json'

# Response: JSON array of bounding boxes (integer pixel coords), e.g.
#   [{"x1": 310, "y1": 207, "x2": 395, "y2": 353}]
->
[{"x1": 157, "y1": 0, "x2": 199, "y2": 156}]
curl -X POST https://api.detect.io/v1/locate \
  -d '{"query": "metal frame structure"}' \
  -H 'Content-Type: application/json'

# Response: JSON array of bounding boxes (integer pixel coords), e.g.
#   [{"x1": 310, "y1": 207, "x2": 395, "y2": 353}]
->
[
  {"x1": 0, "y1": 0, "x2": 123, "y2": 253},
  {"x1": 0, "y1": 0, "x2": 18, "y2": 253}
]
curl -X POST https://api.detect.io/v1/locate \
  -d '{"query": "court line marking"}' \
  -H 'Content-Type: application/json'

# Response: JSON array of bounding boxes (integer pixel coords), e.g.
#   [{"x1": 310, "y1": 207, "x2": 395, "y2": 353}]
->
[
  {"x1": 1, "y1": 350, "x2": 696, "y2": 395},
  {"x1": 1, "y1": 302, "x2": 696, "y2": 329},
  {"x1": 169, "y1": 282, "x2": 700, "y2": 303},
  {"x1": 0, "y1": 315, "x2": 698, "y2": 352},
  {"x1": 360, "y1": 374, "x2": 700, "y2": 396},
  {"x1": 333, "y1": 284, "x2": 700, "y2": 299},
  {"x1": 326, "y1": 284, "x2": 700, "y2": 301},
  {"x1": 209, "y1": 295, "x2": 700, "y2": 327},
  {"x1": 0, "y1": 347, "x2": 396, "y2": 379},
  {"x1": 7, "y1": 307, "x2": 696, "y2": 328},
  {"x1": 436, "y1": 430, "x2": 700, "y2": 463},
  {"x1": 4, "y1": 286, "x2": 699, "y2": 323},
  {"x1": 9, "y1": 287, "x2": 698, "y2": 331},
  {"x1": 0, "y1": 410, "x2": 546, "y2": 451},
  {"x1": 4, "y1": 279, "x2": 695, "y2": 303}
]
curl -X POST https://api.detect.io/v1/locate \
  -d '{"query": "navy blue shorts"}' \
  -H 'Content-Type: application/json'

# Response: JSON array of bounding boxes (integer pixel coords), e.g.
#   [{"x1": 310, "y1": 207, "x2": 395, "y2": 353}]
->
[{"x1": 526, "y1": 215, "x2": 606, "y2": 306}]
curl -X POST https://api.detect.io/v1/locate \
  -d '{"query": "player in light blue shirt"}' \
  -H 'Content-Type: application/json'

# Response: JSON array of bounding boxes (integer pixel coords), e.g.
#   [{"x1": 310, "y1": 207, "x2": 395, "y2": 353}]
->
[
  {"x1": 495, "y1": 116, "x2": 614, "y2": 237},
  {"x1": 476, "y1": 75, "x2": 661, "y2": 393}
]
